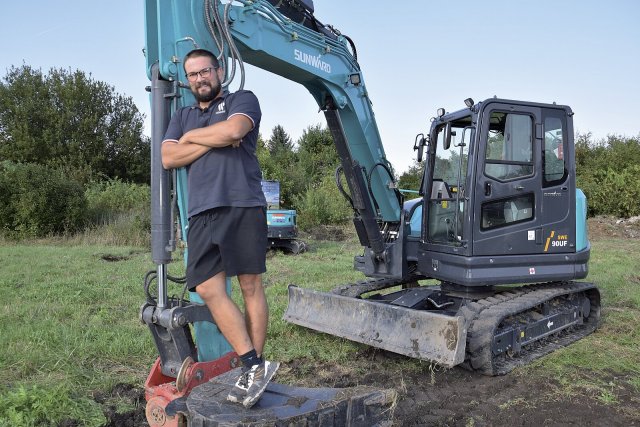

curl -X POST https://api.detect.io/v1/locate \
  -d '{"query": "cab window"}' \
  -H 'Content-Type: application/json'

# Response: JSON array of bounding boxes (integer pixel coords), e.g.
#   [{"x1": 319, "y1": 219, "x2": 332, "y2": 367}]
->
[
  {"x1": 485, "y1": 112, "x2": 534, "y2": 181},
  {"x1": 543, "y1": 115, "x2": 567, "y2": 186}
]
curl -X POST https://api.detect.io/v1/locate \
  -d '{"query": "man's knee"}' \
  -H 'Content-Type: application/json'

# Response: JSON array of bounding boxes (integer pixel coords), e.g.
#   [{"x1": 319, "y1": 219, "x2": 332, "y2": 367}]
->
[
  {"x1": 195, "y1": 273, "x2": 227, "y2": 301},
  {"x1": 238, "y1": 274, "x2": 263, "y2": 297}
]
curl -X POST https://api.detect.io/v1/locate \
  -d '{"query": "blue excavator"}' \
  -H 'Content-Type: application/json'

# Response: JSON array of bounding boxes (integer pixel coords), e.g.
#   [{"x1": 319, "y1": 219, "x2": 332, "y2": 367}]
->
[
  {"x1": 262, "y1": 180, "x2": 307, "y2": 254},
  {"x1": 142, "y1": 0, "x2": 600, "y2": 425}
]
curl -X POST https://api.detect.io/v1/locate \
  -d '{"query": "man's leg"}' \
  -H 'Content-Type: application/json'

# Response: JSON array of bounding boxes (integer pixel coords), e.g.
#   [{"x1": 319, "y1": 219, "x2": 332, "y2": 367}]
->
[
  {"x1": 195, "y1": 271, "x2": 254, "y2": 356},
  {"x1": 237, "y1": 273, "x2": 268, "y2": 355}
]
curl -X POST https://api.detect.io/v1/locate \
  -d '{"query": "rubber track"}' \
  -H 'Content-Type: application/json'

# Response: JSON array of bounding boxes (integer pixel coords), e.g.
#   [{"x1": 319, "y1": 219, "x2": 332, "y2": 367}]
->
[
  {"x1": 459, "y1": 281, "x2": 601, "y2": 375},
  {"x1": 331, "y1": 275, "x2": 424, "y2": 298}
]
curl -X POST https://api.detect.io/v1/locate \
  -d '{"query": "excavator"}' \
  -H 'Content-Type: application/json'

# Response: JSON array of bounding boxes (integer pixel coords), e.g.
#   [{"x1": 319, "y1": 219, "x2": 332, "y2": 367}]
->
[
  {"x1": 262, "y1": 180, "x2": 307, "y2": 254},
  {"x1": 142, "y1": 0, "x2": 600, "y2": 425}
]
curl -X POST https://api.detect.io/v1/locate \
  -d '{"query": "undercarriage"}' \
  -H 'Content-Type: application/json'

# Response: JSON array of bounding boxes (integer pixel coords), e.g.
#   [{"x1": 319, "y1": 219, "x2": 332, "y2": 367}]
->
[{"x1": 284, "y1": 278, "x2": 601, "y2": 375}]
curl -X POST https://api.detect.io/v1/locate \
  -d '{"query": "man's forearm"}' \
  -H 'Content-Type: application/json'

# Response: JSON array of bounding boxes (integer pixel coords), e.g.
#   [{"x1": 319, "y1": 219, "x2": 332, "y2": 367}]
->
[
  {"x1": 161, "y1": 141, "x2": 210, "y2": 169},
  {"x1": 180, "y1": 115, "x2": 251, "y2": 148}
]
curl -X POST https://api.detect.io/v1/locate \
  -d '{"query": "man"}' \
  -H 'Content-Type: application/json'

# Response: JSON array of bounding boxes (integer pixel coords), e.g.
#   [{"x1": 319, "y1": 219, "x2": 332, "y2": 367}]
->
[{"x1": 161, "y1": 48, "x2": 278, "y2": 409}]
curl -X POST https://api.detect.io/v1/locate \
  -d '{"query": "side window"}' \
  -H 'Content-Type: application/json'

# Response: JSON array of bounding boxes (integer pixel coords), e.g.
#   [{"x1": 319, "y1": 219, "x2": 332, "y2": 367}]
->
[
  {"x1": 544, "y1": 115, "x2": 567, "y2": 186},
  {"x1": 485, "y1": 113, "x2": 533, "y2": 181},
  {"x1": 481, "y1": 194, "x2": 534, "y2": 230}
]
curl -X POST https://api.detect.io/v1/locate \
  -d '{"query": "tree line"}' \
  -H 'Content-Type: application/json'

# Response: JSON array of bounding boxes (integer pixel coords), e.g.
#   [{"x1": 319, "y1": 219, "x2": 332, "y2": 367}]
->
[
  {"x1": 0, "y1": 65, "x2": 353, "y2": 238},
  {"x1": 0, "y1": 65, "x2": 150, "y2": 238},
  {"x1": 0, "y1": 64, "x2": 637, "y2": 239}
]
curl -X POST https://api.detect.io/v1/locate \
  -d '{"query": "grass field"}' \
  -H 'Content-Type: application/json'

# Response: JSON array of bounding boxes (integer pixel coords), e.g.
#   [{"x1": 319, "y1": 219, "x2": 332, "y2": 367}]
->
[{"x1": 0, "y1": 233, "x2": 638, "y2": 425}]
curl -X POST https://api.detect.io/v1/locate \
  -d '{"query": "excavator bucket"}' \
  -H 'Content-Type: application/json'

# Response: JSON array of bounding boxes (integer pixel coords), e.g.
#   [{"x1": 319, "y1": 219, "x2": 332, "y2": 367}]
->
[{"x1": 284, "y1": 285, "x2": 467, "y2": 367}]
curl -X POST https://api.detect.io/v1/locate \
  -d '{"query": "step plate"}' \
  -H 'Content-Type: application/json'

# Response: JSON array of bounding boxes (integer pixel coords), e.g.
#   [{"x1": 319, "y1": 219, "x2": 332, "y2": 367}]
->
[{"x1": 183, "y1": 368, "x2": 396, "y2": 426}]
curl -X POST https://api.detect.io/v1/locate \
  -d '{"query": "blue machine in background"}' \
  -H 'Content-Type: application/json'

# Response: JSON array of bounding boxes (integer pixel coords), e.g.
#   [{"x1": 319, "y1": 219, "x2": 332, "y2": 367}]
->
[{"x1": 262, "y1": 180, "x2": 307, "y2": 254}]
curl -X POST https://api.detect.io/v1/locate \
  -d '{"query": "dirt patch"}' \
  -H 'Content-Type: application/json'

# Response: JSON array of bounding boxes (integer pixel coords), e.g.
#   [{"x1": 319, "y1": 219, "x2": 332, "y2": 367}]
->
[
  {"x1": 100, "y1": 254, "x2": 131, "y2": 262},
  {"x1": 281, "y1": 354, "x2": 639, "y2": 426},
  {"x1": 112, "y1": 354, "x2": 638, "y2": 426},
  {"x1": 588, "y1": 215, "x2": 640, "y2": 240},
  {"x1": 94, "y1": 383, "x2": 148, "y2": 427}
]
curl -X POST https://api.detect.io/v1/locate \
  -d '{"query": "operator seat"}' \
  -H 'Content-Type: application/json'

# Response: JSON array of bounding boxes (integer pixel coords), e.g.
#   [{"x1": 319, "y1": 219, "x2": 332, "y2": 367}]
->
[{"x1": 430, "y1": 179, "x2": 451, "y2": 199}]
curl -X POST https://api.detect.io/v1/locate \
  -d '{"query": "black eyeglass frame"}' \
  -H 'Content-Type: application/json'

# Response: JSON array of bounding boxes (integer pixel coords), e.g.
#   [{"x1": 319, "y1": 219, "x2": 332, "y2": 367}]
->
[{"x1": 185, "y1": 66, "x2": 218, "y2": 82}]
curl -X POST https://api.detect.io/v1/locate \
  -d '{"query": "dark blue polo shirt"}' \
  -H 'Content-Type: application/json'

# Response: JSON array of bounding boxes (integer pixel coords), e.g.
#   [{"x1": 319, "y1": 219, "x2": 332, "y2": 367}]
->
[{"x1": 163, "y1": 90, "x2": 266, "y2": 217}]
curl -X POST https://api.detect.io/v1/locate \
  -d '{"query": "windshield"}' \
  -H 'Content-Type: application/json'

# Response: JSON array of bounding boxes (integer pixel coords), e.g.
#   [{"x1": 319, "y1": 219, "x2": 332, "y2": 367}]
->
[
  {"x1": 427, "y1": 116, "x2": 472, "y2": 245},
  {"x1": 432, "y1": 118, "x2": 471, "y2": 196}
]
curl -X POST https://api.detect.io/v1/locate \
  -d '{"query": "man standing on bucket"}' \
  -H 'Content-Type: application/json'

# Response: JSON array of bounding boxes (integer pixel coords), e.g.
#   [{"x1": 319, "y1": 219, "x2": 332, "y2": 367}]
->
[{"x1": 161, "y1": 48, "x2": 278, "y2": 409}]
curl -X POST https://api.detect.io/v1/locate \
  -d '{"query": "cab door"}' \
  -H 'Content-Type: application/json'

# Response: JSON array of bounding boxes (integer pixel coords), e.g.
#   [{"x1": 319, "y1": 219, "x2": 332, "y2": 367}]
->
[{"x1": 472, "y1": 101, "x2": 574, "y2": 256}]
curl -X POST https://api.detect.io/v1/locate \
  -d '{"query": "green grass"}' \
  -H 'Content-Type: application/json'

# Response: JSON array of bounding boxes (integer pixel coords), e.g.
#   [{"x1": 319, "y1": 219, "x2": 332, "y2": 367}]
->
[
  {"x1": 0, "y1": 244, "x2": 157, "y2": 426},
  {"x1": 0, "y1": 234, "x2": 638, "y2": 425}
]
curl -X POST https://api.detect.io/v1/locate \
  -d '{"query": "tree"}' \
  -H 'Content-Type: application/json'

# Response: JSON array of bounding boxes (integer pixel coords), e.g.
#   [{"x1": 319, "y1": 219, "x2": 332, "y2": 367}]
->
[
  {"x1": 397, "y1": 161, "x2": 423, "y2": 200},
  {"x1": 296, "y1": 124, "x2": 339, "y2": 181},
  {"x1": 257, "y1": 124, "x2": 341, "y2": 209},
  {"x1": 0, "y1": 65, "x2": 149, "y2": 183},
  {"x1": 259, "y1": 126, "x2": 300, "y2": 207},
  {"x1": 266, "y1": 124, "x2": 294, "y2": 156}
]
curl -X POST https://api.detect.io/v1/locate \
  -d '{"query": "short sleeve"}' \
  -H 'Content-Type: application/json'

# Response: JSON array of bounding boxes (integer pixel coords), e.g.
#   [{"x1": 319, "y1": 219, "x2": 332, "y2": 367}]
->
[
  {"x1": 227, "y1": 90, "x2": 261, "y2": 130},
  {"x1": 163, "y1": 110, "x2": 184, "y2": 142}
]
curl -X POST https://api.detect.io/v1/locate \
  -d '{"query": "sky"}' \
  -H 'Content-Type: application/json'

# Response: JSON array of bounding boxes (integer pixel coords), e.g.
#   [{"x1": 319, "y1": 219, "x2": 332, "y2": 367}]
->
[{"x1": 1, "y1": 0, "x2": 639, "y2": 174}]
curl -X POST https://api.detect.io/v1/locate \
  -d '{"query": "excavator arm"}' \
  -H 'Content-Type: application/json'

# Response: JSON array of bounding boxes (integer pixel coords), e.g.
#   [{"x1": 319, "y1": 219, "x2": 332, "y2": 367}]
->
[{"x1": 145, "y1": 0, "x2": 408, "y2": 279}]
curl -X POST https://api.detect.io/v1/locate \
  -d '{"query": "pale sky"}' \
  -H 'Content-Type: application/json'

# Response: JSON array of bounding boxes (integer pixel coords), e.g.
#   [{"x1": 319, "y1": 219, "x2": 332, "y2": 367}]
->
[{"x1": 1, "y1": 1, "x2": 638, "y2": 173}]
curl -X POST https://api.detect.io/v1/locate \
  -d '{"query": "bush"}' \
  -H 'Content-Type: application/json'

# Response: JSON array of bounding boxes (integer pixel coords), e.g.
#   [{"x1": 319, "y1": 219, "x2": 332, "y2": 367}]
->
[
  {"x1": 295, "y1": 173, "x2": 352, "y2": 230},
  {"x1": 0, "y1": 161, "x2": 87, "y2": 238},
  {"x1": 85, "y1": 178, "x2": 150, "y2": 222},
  {"x1": 576, "y1": 134, "x2": 640, "y2": 218},
  {"x1": 578, "y1": 165, "x2": 640, "y2": 218},
  {"x1": 83, "y1": 179, "x2": 151, "y2": 245}
]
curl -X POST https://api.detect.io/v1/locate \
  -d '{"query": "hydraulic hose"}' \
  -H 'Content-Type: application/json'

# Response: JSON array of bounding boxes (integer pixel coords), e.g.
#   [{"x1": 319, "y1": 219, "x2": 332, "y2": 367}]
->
[{"x1": 334, "y1": 165, "x2": 355, "y2": 210}]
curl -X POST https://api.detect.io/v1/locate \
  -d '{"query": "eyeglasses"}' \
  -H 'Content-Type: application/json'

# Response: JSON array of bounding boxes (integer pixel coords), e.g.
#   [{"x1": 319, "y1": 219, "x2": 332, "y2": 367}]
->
[{"x1": 185, "y1": 66, "x2": 217, "y2": 82}]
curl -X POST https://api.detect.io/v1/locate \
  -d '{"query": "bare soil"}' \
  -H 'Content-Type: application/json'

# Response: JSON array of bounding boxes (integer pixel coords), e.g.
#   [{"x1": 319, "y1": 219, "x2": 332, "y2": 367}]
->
[
  {"x1": 586, "y1": 215, "x2": 640, "y2": 240},
  {"x1": 283, "y1": 352, "x2": 640, "y2": 427},
  {"x1": 105, "y1": 216, "x2": 639, "y2": 426}
]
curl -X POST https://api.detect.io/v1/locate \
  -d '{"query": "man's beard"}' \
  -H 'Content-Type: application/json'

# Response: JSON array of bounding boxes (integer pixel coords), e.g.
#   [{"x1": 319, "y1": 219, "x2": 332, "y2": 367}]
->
[{"x1": 192, "y1": 79, "x2": 221, "y2": 103}]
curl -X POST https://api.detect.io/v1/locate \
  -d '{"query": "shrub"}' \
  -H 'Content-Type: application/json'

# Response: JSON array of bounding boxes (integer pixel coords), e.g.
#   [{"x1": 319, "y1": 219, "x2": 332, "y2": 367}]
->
[
  {"x1": 85, "y1": 178, "x2": 150, "y2": 222},
  {"x1": 578, "y1": 165, "x2": 640, "y2": 218},
  {"x1": 83, "y1": 179, "x2": 151, "y2": 245},
  {"x1": 0, "y1": 161, "x2": 87, "y2": 238},
  {"x1": 576, "y1": 134, "x2": 640, "y2": 218},
  {"x1": 294, "y1": 173, "x2": 352, "y2": 230}
]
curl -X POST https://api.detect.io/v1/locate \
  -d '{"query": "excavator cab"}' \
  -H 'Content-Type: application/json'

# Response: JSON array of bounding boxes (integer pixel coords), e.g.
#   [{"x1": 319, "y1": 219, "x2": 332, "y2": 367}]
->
[{"x1": 418, "y1": 98, "x2": 590, "y2": 287}]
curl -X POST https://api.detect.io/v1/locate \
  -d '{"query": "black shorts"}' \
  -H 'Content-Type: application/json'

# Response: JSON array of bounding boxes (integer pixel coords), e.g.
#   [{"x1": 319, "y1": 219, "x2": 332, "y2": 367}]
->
[{"x1": 186, "y1": 206, "x2": 267, "y2": 290}]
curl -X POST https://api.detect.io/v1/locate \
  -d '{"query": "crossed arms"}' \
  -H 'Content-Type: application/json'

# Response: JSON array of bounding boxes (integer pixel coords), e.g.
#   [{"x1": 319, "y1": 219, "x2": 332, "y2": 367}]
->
[{"x1": 161, "y1": 114, "x2": 253, "y2": 169}]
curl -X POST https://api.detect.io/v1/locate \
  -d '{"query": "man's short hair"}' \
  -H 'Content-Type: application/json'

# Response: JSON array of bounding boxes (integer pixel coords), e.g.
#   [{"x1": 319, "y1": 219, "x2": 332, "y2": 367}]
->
[{"x1": 183, "y1": 49, "x2": 220, "y2": 71}]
